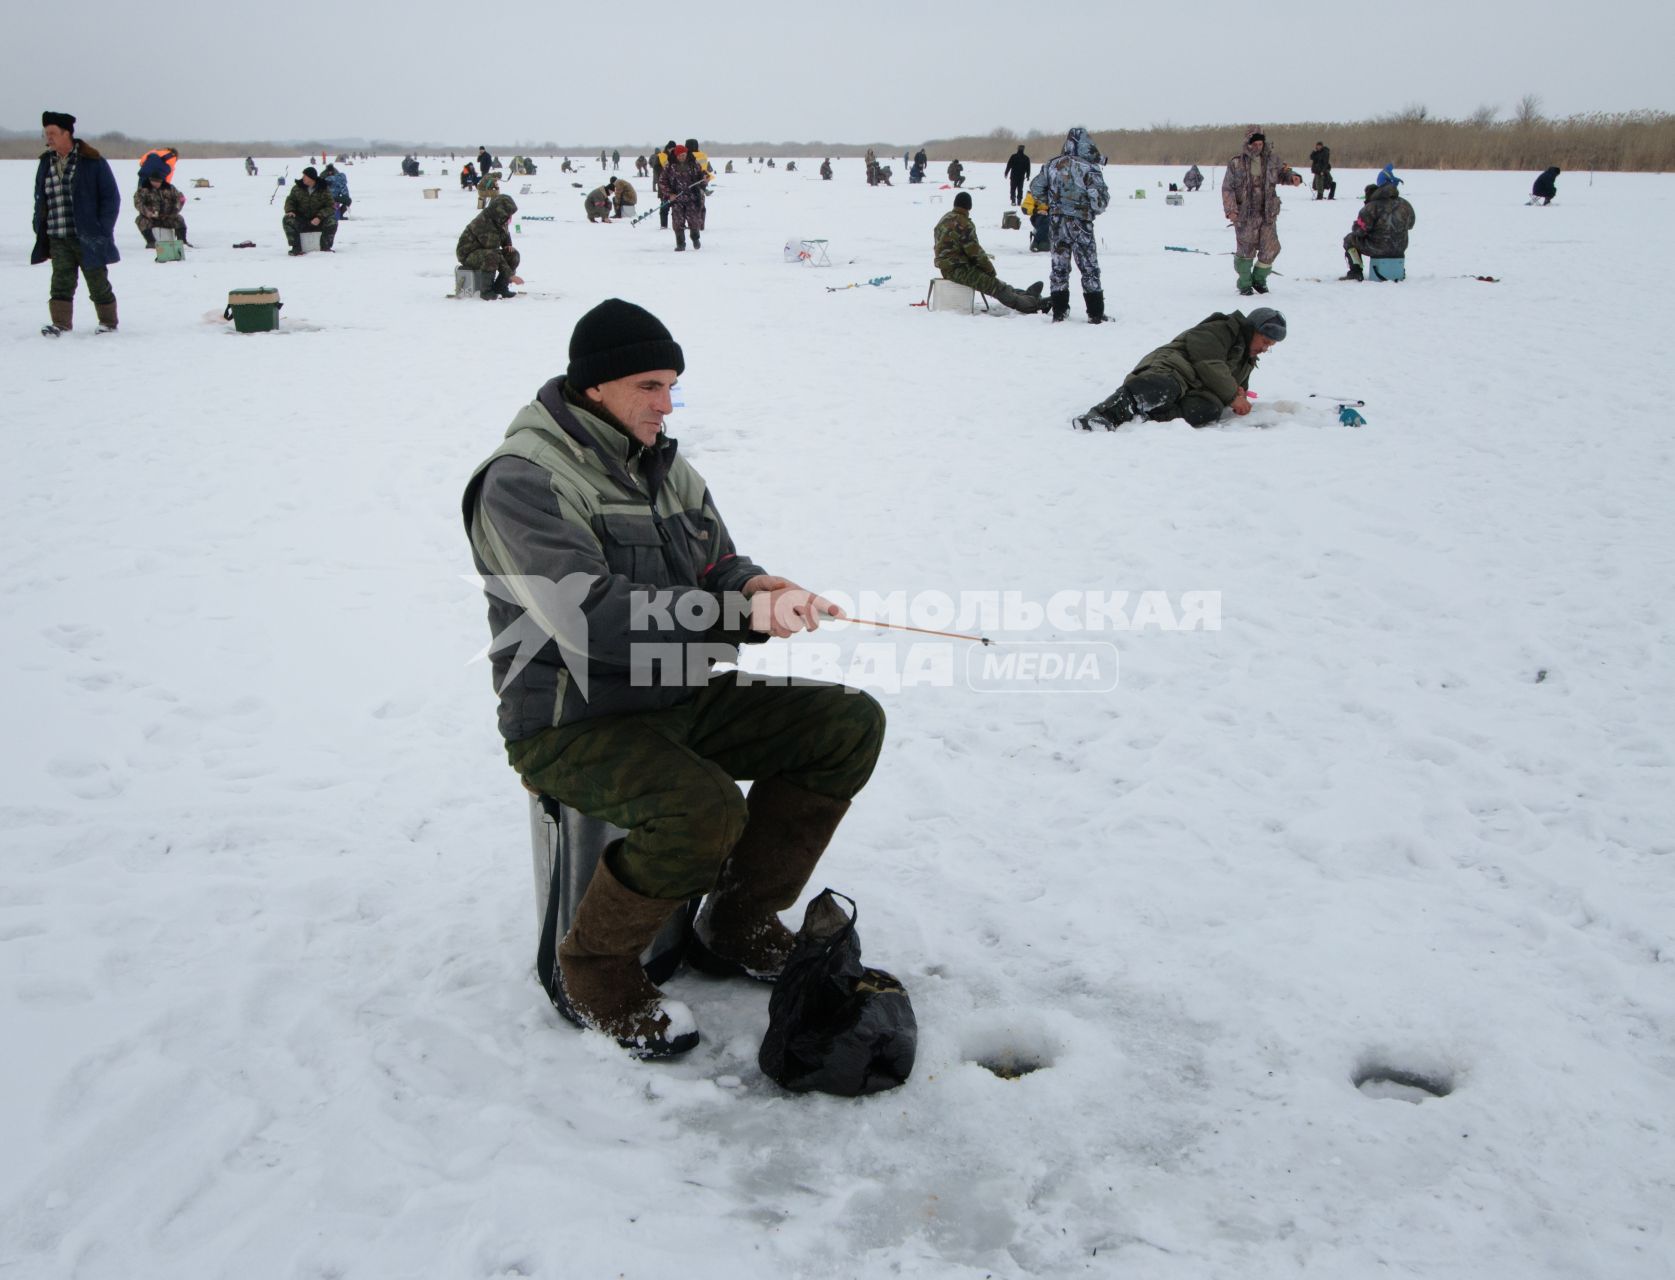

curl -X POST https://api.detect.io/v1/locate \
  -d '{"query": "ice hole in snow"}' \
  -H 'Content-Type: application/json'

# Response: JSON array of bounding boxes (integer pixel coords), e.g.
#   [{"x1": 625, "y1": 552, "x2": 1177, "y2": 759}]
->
[
  {"x1": 1353, "y1": 1064, "x2": 1455, "y2": 1103},
  {"x1": 963, "y1": 1024, "x2": 1057, "y2": 1079}
]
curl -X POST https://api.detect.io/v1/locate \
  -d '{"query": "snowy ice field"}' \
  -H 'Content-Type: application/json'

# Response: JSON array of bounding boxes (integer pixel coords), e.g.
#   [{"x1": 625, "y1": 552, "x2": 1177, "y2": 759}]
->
[{"x1": 2, "y1": 152, "x2": 1672, "y2": 1279}]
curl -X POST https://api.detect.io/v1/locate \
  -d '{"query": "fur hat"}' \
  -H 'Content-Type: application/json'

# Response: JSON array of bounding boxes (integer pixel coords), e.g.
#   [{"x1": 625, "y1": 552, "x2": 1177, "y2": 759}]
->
[
  {"x1": 42, "y1": 110, "x2": 76, "y2": 133},
  {"x1": 1246, "y1": 307, "x2": 1287, "y2": 341},
  {"x1": 567, "y1": 299, "x2": 685, "y2": 390}
]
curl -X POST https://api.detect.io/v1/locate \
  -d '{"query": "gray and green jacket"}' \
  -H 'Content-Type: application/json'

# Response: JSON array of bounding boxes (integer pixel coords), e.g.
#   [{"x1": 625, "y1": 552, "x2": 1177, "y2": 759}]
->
[
  {"x1": 1129, "y1": 311, "x2": 1263, "y2": 407},
  {"x1": 463, "y1": 377, "x2": 767, "y2": 743}
]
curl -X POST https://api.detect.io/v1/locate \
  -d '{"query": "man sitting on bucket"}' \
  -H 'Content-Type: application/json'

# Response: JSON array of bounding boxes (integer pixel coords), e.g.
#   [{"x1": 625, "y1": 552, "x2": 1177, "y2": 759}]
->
[{"x1": 463, "y1": 299, "x2": 887, "y2": 1060}]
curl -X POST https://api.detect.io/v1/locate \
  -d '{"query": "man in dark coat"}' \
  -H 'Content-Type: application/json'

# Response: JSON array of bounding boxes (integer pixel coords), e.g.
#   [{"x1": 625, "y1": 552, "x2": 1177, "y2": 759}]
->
[
  {"x1": 1531, "y1": 166, "x2": 1560, "y2": 204},
  {"x1": 33, "y1": 110, "x2": 121, "y2": 336},
  {"x1": 1309, "y1": 141, "x2": 1336, "y2": 200},
  {"x1": 1004, "y1": 144, "x2": 1032, "y2": 204},
  {"x1": 1341, "y1": 181, "x2": 1417, "y2": 281},
  {"x1": 1072, "y1": 308, "x2": 1288, "y2": 430}
]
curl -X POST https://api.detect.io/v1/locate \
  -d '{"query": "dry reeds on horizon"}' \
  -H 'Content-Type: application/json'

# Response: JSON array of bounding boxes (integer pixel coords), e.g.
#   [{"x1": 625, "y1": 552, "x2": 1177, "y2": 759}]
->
[{"x1": 3, "y1": 110, "x2": 1672, "y2": 171}]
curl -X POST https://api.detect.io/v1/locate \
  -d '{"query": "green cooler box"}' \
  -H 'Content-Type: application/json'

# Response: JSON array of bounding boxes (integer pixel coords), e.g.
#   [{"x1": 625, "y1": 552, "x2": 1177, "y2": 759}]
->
[{"x1": 225, "y1": 288, "x2": 282, "y2": 333}]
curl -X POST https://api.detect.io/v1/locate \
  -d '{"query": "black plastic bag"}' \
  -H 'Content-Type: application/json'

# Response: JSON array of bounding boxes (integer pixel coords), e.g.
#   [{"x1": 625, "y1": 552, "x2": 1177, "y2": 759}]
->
[{"x1": 758, "y1": 890, "x2": 916, "y2": 1096}]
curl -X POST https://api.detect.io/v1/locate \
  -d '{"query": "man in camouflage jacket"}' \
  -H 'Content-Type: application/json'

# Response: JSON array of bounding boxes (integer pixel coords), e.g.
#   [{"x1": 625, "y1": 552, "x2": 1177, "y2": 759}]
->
[
  {"x1": 1027, "y1": 126, "x2": 1110, "y2": 323},
  {"x1": 282, "y1": 166, "x2": 337, "y2": 253},
  {"x1": 462, "y1": 298, "x2": 885, "y2": 1060},
  {"x1": 932, "y1": 192, "x2": 1044, "y2": 312},
  {"x1": 656, "y1": 145, "x2": 707, "y2": 250},
  {"x1": 1073, "y1": 308, "x2": 1289, "y2": 430},
  {"x1": 133, "y1": 170, "x2": 188, "y2": 248},
  {"x1": 1341, "y1": 182, "x2": 1417, "y2": 281},
  {"x1": 1221, "y1": 126, "x2": 1303, "y2": 295},
  {"x1": 457, "y1": 194, "x2": 523, "y2": 299}
]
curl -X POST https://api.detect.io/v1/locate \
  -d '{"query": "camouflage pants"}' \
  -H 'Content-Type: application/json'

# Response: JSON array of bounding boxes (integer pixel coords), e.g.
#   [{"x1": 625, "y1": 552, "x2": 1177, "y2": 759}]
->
[
  {"x1": 134, "y1": 213, "x2": 187, "y2": 239},
  {"x1": 671, "y1": 200, "x2": 705, "y2": 234},
  {"x1": 507, "y1": 671, "x2": 886, "y2": 900},
  {"x1": 942, "y1": 264, "x2": 1004, "y2": 299},
  {"x1": 1049, "y1": 215, "x2": 1101, "y2": 293},
  {"x1": 461, "y1": 245, "x2": 520, "y2": 274},
  {"x1": 1233, "y1": 218, "x2": 1281, "y2": 263},
  {"x1": 283, "y1": 214, "x2": 338, "y2": 250},
  {"x1": 47, "y1": 236, "x2": 115, "y2": 305},
  {"x1": 1313, "y1": 171, "x2": 1336, "y2": 198}
]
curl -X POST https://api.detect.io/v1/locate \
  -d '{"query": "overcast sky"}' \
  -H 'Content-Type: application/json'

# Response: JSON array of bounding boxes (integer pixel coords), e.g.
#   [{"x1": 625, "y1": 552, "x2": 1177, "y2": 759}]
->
[{"x1": 8, "y1": 0, "x2": 1671, "y2": 147}]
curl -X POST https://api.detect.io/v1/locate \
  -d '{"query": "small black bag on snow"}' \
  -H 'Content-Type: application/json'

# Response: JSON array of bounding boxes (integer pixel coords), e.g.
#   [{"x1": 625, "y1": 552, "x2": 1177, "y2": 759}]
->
[{"x1": 758, "y1": 889, "x2": 916, "y2": 1096}]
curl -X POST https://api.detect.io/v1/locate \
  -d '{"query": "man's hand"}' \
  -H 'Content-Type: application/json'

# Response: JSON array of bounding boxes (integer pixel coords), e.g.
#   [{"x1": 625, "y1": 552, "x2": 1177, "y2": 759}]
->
[
  {"x1": 742, "y1": 575, "x2": 844, "y2": 637},
  {"x1": 1232, "y1": 391, "x2": 1252, "y2": 416},
  {"x1": 510, "y1": 274, "x2": 525, "y2": 285},
  {"x1": 310, "y1": 216, "x2": 321, "y2": 225}
]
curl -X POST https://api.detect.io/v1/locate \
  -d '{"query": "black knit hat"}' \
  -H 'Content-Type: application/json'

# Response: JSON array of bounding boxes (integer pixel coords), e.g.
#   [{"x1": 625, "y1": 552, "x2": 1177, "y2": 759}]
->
[
  {"x1": 567, "y1": 299, "x2": 685, "y2": 389},
  {"x1": 301, "y1": 165, "x2": 319, "y2": 180},
  {"x1": 42, "y1": 110, "x2": 76, "y2": 133},
  {"x1": 953, "y1": 191, "x2": 972, "y2": 210}
]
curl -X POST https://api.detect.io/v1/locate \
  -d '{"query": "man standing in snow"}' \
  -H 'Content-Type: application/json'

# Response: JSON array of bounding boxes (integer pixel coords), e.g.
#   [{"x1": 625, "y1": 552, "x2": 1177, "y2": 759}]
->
[
  {"x1": 33, "y1": 110, "x2": 121, "y2": 337},
  {"x1": 657, "y1": 144, "x2": 708, "y2": 250},
  {"x1": 1004, "y1": 144, "x2": 1031, "y2": 204},
  {"x1": 933, "y1": 192, "x2": 1046, "y2": 312},
  {"x1": 463, "y1": 299, "x2": 887, "y2": 1059},
  {"x1": 1221, "y1": 126, "x2": 1303, "y2": 296},
  {"x1": 1072, "y1": 307, "x2": 1288, "y2": 430},
  {"x1": 1027, "y1": 126, "x2": 1110, "y2": 323},
  {"x1": 1309, "y1": 141, "x2": 1336, "y2": 200}
]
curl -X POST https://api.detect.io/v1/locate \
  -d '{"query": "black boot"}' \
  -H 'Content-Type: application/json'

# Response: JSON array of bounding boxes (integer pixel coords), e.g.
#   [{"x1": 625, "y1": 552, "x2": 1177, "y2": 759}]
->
[
  {"x1": 1341, "y1": 263, "x2": 1364, "y2": 281},
  {"x1": 1049, "y1": 289, "x2": 1070, "y2": 322},
  {"x1": 993, "y1": 282, "x2": 1046, "y2": 313},
  {"x1": 675, "y1": 231, "x2": 686, "y2": 251},
  {"x1": 493, "y1": 269, "x2": 517, "y2": 298},
  {"x1": 1084, "y1": 290, "x2": 1106, "y2": 324},
  {"x1": 1072, "y1": 388, "x2": 1135, "y2": 431},
  {"x1": 691, "y1": 229, "x2": 700, "y2": 249},
  {"x1": 141, "y1": 228, "x2": 156, "y2": 249}
]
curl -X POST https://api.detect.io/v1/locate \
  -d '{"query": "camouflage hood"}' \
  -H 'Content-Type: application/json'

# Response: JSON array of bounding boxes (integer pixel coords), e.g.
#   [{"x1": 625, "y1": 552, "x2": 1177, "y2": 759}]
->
[
  {"x1": 1061, "y1": 127, "x2": 1100, "y2": 161},
  {"x1": 487, "y1": 194, "x2": 517, "y2": 221},
  {"x1": 1243, "y1": 125, "x2": 1266, "y2": 154}
]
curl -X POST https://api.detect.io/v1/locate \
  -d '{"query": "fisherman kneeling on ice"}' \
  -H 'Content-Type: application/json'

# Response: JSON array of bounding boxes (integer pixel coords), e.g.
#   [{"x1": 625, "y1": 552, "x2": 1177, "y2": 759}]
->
[
  {"x1": 1073, "y1": 307, "x2": 1287, "y2": 430},
  {"x1": 463, "y1": 299, "x2": 887, "y2": 1059}
]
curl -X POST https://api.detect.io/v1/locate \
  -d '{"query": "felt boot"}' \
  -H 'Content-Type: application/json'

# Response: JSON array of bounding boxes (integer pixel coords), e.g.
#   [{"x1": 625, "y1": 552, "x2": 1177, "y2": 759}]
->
[
  {"x1": 42, "y1": 298, "x2": 73, "y2": 336},
  {"x1": 555, "y1": 859, "x2": 699, "y2": 1059},
  {"x1": 95, "y1": 301, "x2": 118, "y2": 333},
  {"x1": 1084, "y1": 290, "x2": 1106, "y2": 324},
  {"x1": 688, "y1": 778, "x2": 852, "y2": 983},
  {"x1": 1049, "y1": 289, "x2": 1071, "y2": 322},
  {"x1": 1252, "y1": 262, "x2": 1273, "y2": 294}
]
